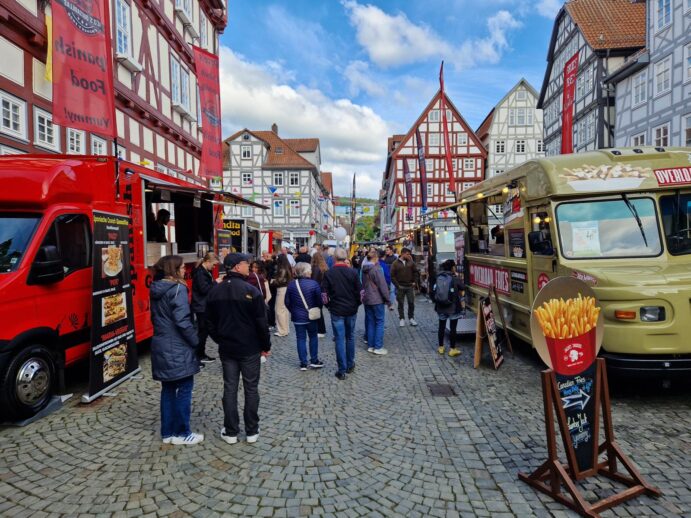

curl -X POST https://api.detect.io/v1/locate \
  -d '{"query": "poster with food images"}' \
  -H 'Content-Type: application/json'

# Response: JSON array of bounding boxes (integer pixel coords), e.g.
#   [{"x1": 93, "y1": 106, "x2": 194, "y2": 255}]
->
[
  {"x1": 530, "y1": 277, "x2": 604, "y2": 474},
  {"x1": 85, "y1": 211, "x2": 139, "y2": 401}
]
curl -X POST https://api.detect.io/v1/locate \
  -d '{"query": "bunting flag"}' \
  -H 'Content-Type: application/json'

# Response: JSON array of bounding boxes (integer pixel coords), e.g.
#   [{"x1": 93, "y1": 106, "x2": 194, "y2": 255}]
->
[
  {"x1": 439, "y1": 61, "x2": 456, "y2": 193},
  {"x1": 403, "y1": 159, "x2": 413, "y2": 219},
  {"x1": 350, "y1": 174, "x2": 356, "y2": 238},
  {"x1": 415, "y1": 128, "x2": 427, "y2": 214},
  {"x1": 193, "y1": 46, "x2": 223, "y2": 177},
  {"x1": 51, "y1": 0, "x2": 116, "y2": 136}
]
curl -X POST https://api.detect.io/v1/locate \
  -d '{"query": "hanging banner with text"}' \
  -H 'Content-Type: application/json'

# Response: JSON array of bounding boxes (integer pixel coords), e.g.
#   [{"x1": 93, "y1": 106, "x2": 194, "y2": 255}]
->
[
  {"x1": 415, "y1": 128, "x2": 428, "y2": 214},
  {"x1": 403, "y1": 159, "x2": 413, "y2": 219},
  {"x1": 83, "y1": 211, "x2": 139, "y2": 402},
  {"x1": 560, "y1": 52, "x2": 579, "y2": 154},
  {"x1": 193, "y1": 46, "x2": 223, "y2": 178},
  {"x1": 51, "y1": 0, "x2": 116, "y2": 137}
]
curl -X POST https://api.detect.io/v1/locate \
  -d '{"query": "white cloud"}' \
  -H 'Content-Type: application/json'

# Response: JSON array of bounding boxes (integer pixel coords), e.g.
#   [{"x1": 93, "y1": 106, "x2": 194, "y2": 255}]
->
[
  {"x1": 343, "y1": 1, "x2": 522, "y2": 70},
  {"x1": 218, "y1": 47, "x2": 391, "y2": 198},
  {"x1": 344, "y1": 60, "x2": 387, "y2": 97},
  {"x1": 536, "y1": 0, "x2": 562, "y2": 18}
]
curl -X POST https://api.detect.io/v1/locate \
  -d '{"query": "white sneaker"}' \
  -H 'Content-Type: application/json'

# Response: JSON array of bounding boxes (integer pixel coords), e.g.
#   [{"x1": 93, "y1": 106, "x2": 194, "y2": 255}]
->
[
  {"x1": 246, "y1": 433, "x2": 259, "y2": 443},
  {"x1": 409, "y1": 319, "x2": 418, "y2": 326},
  {"x1": 171, "y1": 432, "x2": 204, "y2": 445},
  {"x1": 399, "y1": 319, "x2": 405, "y2": 327},
  {"x1": 220, "y1": 428, "x2": 238, "y2": 444},
  {"x1": 373, "y1": 348, "x2": 388, "y2": 355},
  {"x1": 367, "y1": 347, "x2": 374, "y2": 353},
  {"x1": 162, "y1": 436, "x2": 175, "y2": 444},
  {"x1": 317, "y1": 333, "x2": 326, "y2": 338},
  {"x1": 260, "y1": 355, "x2": 267, "y2": 364}
]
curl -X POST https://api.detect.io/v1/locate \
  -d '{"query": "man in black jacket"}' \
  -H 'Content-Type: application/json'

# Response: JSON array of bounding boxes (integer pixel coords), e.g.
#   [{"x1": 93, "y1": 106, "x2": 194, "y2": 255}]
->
[
  {"x1": 322, "y1": 248, "x2": 362, "y2": 380},
  {"x1": 206, "y1": 253, "x2": 271, "y2": 444}
]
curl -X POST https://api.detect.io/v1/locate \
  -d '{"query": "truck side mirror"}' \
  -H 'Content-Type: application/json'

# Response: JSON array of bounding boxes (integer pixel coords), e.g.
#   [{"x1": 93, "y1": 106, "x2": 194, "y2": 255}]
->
[{"x1": 28, "y1": 245, "x2": 65, "y2": 285}]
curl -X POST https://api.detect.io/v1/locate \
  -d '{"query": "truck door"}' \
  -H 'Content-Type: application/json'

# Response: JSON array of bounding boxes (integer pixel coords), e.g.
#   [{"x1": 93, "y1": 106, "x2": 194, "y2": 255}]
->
[{"x1": 528, "y1": 206, "x2": 556, "y2": 298}]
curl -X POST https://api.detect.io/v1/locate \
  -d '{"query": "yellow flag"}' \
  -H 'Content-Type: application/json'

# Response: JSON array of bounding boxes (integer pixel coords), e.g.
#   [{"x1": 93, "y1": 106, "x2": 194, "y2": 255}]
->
[{"x1": 44, "y1": 14, "x2": 52, "y2": 82}]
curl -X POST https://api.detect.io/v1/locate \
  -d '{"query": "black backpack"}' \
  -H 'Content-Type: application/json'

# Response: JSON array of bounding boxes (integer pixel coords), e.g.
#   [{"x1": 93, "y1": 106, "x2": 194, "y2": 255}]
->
[{"x1": 433, "y1": 273, "x2": 455, "y2": 306}]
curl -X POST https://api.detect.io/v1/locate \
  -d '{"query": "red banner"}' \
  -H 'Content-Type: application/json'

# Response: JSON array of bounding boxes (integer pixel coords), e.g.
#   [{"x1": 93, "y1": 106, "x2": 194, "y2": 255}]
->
[
  {"x1": 439, "y1": 61, "x2": 456, "y2": 193},
  {"x1": 416, "y1": 128, "x2": 427, "y2": 214},
  {"x1": 193, "y1": 46, "x2": 223, "y2": 178},
  {"x1": 560, "y1": 52, "x2": 579, "y2": 154},
  {"x1": 51, "y1": 0, "x2": 116, "y2": 137}
]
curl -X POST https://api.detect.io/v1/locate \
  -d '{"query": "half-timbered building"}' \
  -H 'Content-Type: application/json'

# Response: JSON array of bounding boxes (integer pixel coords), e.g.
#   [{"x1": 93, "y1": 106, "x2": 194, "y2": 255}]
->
[
  {"x1": 380, "y1": 91, "x2": 487, "y2": 239},
  {"x1": 605, "y1": 0, "x2": 691, "y2": 148},
  {"x1": 223, "y1": 124, "x2": 334, "y2": 251},
  {"x1": 538, "y1": 0, "x2": 646, "y2": 156},
  {"x1": 0, "y1": 0, "x2": 226, "y2": 184}
]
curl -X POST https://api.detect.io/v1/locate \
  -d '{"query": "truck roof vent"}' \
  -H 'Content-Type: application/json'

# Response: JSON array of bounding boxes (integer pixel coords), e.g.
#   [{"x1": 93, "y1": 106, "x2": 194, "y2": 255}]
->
[
  {"x1": 611, "y1": 149, "x2": 621, "y2": 156},
  {"x1": 655, "y1": 147, "x2": 665, "y2": 152},
  {"x1": 633, "y1": 148, "x2": 643, "y2": 154}
]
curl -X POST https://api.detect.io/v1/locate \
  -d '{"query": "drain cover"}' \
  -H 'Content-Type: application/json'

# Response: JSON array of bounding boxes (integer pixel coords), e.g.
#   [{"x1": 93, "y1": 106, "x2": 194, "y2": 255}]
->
[{"x1": 427, "y1": 383, "x2": 457, "y2": 396}]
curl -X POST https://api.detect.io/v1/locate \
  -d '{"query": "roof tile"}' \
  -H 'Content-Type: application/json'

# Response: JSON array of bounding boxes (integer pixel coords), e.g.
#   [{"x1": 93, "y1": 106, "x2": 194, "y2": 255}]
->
[{"x1": 565, "y1": 0, "x2": 645, "y2": 50}]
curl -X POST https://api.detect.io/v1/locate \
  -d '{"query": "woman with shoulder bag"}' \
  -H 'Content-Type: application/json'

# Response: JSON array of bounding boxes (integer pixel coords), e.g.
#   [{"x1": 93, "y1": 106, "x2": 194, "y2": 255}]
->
[
  {"x1": 310, "y1": 252, "x2": 329, "y2": 338},
  {"x1": 285, "y1": 262, "x2": 324, "y2": 371}
]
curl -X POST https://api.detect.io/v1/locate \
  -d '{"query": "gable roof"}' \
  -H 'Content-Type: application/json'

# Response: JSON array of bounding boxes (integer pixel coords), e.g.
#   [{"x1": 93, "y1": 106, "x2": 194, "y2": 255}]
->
[
  {"x1": 321, "y1": 172, "x2": 333, "y2": 196},
  {"x1": 476, "y1": 78, "x2": 539, "y2": 139},
  {"x1": 475, "y1": 109, "x2": 495, "y2": 142},
  {"x1": 284, "y1": 138, "x2": 319, "y2": 153}
]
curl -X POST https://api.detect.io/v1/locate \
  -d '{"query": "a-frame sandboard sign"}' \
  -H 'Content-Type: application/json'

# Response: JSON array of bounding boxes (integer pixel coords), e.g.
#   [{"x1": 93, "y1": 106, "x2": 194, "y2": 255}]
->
[{"x1": 474, "y1": 286, "x2": 512, "y2": 369}]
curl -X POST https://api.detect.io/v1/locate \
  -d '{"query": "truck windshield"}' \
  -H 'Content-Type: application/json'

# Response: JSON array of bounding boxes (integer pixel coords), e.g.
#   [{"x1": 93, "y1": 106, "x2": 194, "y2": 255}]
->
[
  {"x1": 556, "y1": 198, "x2": 662, "y2": 259},
  {"x1": 659, "y1": 193, "x2": 691, "y2": 256},
  {"x1": 0, "y1": 214, "x2": 41, "y2": 273},
  {"x1": 435, "y1": 231, "x2": 457, "y2": 253}
]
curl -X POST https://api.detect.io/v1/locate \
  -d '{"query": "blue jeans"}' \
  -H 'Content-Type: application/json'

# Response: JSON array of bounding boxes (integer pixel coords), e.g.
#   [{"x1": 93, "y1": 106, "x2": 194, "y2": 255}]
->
[
  {"x1": 160, "y1": 376, "x2": 194, "y2": 439},
  {"x1": 389, "y1": 283, "x2": 396, "y2": 301},
  {"x1": 365, "y1": 304, "x2": 386, "y2": 350},
  {"x1": 295, "y1": 321, "x2": 319, "y2": 365},
  {"x1": 331, "y1": 314, "x2": 356, "y2": 374}
]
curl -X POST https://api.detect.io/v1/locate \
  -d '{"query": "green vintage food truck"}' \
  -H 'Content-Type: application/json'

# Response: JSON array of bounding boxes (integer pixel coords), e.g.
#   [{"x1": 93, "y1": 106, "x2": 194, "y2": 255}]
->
[{"x1": 451, "y1": 147, "x2": 691, "y2": 378}]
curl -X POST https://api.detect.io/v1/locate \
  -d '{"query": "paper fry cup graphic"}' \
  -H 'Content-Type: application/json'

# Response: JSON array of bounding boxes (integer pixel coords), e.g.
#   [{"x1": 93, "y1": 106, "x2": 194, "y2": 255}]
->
[{"x1": 544, "y1": 328, "x2": 596, "y2": 375}]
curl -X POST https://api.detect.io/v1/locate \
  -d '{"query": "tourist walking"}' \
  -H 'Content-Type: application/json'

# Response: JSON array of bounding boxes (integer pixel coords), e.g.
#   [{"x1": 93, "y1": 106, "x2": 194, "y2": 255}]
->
[
  {"x1": 285, "y1": 263, "x2": 324, "y2": 370},
  {"x1": 191, "y1": 252, "x2": 220, "y2": 364},
  {"x1": 206, "y1": 253, "x2": 271, "y2": 444},
  {"x1": 310, "y1": 252, "x2": 329, "y2": 337},
  {"x1": 322, "y1": 248, "x2": 362, "y2": 380},
  {"x1": 247, "y1": 260, "x2": 271, "y2": 305},
  {"x1": 272, "y1": 254, "x2": 293, "y2": 336},
  {"x1": 362, "y1": 249, "x2": 391, "y2": 355},
  {"x1": 295, "y1": 246, "x2": 312, "y2": 264},
  {"x1": 150, "y1": 255, "x2": 203, "y2": 445},
  {"x1": 432, "y1": 259, "x2": 466, "y2": 357},
  {"x1": 383, "y1": 246, "x2": 397, "y2": 308},
  {"x1": 391, "y1": 247, "x2": 418, "y2": 327}
]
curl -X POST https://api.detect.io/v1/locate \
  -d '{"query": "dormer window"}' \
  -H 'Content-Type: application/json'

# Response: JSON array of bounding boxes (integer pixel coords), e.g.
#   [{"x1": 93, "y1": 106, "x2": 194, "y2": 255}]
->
[
  {"x1": 275, "y1": 146, "x2": 284, "y2": 154},
  {"x1": 242, "y1": 133, "x2": 250, "y2": 140}
]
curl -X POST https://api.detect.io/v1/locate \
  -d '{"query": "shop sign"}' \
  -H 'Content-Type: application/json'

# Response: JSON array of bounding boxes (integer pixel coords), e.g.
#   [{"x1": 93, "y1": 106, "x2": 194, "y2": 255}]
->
[{"x1": 469, "y1": 263, "x2": 510, "y2": 294}]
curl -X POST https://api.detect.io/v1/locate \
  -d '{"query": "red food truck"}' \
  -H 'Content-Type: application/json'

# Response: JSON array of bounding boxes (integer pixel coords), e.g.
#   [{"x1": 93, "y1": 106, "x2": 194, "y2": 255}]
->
[{"x1": 0, "y1": 155, "x2": 265, "y2": 420}]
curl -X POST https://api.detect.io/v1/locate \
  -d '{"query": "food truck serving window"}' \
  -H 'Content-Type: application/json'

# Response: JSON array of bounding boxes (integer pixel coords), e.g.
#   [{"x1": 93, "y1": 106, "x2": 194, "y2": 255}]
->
[
  {"x1": 660, "y1": 193, "x2": 691, "y2": 256},
  {"x1": 556, "y1": 198, "x2": 662, "y2": 259},
  {"x1": 0, "y1": 213, "x2": 40, "y2": 273}
]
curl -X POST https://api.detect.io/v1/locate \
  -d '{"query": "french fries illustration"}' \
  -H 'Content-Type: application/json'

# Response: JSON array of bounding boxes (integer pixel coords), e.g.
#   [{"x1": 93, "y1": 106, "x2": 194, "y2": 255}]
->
[{"x1": 534, "y1": 294, "x2": 600, "y2": 339}]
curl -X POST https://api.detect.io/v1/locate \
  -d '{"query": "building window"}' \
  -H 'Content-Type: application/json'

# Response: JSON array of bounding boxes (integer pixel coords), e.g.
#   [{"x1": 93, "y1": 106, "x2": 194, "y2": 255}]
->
[
  {"x1": 516, "y1": 90, "x2": 526, "y2": 100},
  {"x1": 494, "y1": 169, "x2": 505, "y2": 176},
  {"x1": 654, "y1": 123, "x2": 669, "y2": 147},
  {"x1": 462, "y1": 182, "x2": 474, "y2": 191},
  {"x1": 632, "y1": 70, "x2": 647, "y2": 106},
  {"x1": 495, "y1": 140, "x2": 505, "y2": 153},
  {"x1": 171, "y1": 56, "x2": 191, "y2": 112},
  {"x1": 91, "y1": 136, "x2": 107, "y2": 155},
  {"x1": 289, "y1": 172, "x2": 300, "y2": 186},
  {"x1": 576, "y1": 66, "x2": 593, "y2": 99},
  {"x1": 631, "y1": 132, "x2": 646, "y2": 147},
  {"x1": 429, "y1": 133, "x2": 440, "y2": 146},
  {"x1": 115, "y1": 0, "x2": 132, "y2": 56},
  {"x1": 180, "y1": 68, "x2": 190, "y2": 110},
  {"x1": 427, "y1": 184, "x2": 433, "y2": 197},
  {"x1": 171, "y1": 57, "x2": 180, "y2": 106},
  {"x1": 0, "y1": 91, "x2": 26, "y2": 140},
  {"x1": 273, "y1": 200, "x2": 284, "y2": 217},
  {"x1": 654, "y1": 57, "x2": 671, "y2": 96},
  {"x1": 463, "y1": 158, "x2": 474, "y2": 170},
  {"x1": 458, "y1": 134, "x2": 467, "y2": 145},
  {"x1": 656, "y1": 0, "x2": 671, "y2": 31},
  {"x1": 494, "y1": 204, "x2": 503, "y2": 215},
  {"x1": 684, "y1": 114, "x2": 691, "y2": 146},
  {"x1": 66, "y1": 129, "x2": 84, "y2": 154},
  {"x1": 199, "y1": 13, "x2": 208, "y2": 49},
  {"x1": 241, "y1": 172, "x2": 252, "y2": 185},
  {"x1": 425, "y1": 159, "x2": 434, "y2": 172},
  {"x1": 175, "y1": 0, "x2": 193, "y2": 24},
  {"x1": 34, "y1": 108, "x2": 59, "y2": 151},
  {"x1": 289, "y1": 200, "x2": 300, "y2": 217},
  {"x1": 429, "y1": 110, "x2": 439, "y2": 122},
  {"x1": 537, "y1": 140, "x2": 544, "y2": 153},
  {"x1": 0, "y1": 144, "x2": 24, "y2": 155},
  {"x1": 685, "y1": 44, "x2": 691, "y2": 83},
  {"x1": 275, "y1": 146, "x2": 284, "y2": 155},
  {"x1": 241, "y1": 205, "x2": 253, "y2": 218},
  {"x1": 273, "y1": 171, "x2": 283, "y2": 186},
  {"x1": 515, "y1": 140, "x2": 526, "y2": 153},
  {"x1": 509, "y1": 108, "x2": 532, "y2": 126},
  {"x1": 241, "y1": 145, "x2": 251, "y2": 159}
]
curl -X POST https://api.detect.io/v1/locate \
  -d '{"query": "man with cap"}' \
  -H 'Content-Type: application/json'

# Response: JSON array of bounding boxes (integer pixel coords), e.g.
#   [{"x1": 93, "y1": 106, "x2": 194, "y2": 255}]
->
[{"x1": 206, "y1": 253, "x2": 271, "y2": 444}]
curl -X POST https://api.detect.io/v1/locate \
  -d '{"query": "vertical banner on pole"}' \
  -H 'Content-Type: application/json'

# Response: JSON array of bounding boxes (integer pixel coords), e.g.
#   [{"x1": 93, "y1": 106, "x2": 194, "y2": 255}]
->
[
  {"x1": 403, "y1": 159, "x2": 413, "y2": 220},
  {"x1": 193, "y1": 46, "x2": 223, "y2": 178},
  {"x1": 439, "y1": 61, "x2": 456, "y2": 193},
  {"x1": 560, "y1": 52, "x2": 579, "y2": 155},
  {"x1": 416, "y1": 128, "x2": 428, "y2": 215},
  {"x1": 83, "y1": 212, "x2": 139, "y2": 402},
  {"x1": 51, "y1": 0, "x2": 116, "y2": 137}
]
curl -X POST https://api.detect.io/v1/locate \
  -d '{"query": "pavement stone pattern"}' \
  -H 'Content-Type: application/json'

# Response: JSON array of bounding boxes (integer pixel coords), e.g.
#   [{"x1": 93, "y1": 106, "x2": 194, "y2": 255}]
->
[{"x1": 0, "y1": 296, "x2": 689, "y2": 517}]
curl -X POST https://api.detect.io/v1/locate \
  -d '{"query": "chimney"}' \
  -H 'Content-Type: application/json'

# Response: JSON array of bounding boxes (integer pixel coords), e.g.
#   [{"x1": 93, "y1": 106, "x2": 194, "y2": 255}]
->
[{"x1": 271, "y1": 123, "x2": 278, "y2": 134}]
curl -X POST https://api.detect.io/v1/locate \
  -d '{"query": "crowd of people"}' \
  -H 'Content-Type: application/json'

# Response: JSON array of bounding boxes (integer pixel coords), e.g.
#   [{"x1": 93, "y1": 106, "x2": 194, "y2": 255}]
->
[{"x1": 148, "y1": 243, "x2": 466, "y2": 446}]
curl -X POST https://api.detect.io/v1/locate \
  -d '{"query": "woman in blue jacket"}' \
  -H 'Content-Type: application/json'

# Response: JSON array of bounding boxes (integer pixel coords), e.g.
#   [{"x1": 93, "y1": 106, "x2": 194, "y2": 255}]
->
[
  {"x1": 150, "y1": 255, "x2": 203, "y2": 445},
  {"x1": 285, "y1": 262, "x2": 324, "y2": 371}
]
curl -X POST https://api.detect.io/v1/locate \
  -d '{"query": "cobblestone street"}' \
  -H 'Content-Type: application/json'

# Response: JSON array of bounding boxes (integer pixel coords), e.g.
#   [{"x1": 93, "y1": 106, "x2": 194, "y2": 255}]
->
[{"x1": 0, "y1": 297, "x2": 689, "y2": 517}]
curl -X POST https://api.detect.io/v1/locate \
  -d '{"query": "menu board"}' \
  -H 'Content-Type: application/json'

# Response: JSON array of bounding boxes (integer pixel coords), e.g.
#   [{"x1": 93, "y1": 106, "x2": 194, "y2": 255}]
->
[
  {"x1": 479, "y1": 295, "x2": 504, "y2": 369},
  {"x1": 84, "y1": 211, "x2": 139, "y2": 401},
  {"x1": 508, "y1": 229, "x2": 525, "y2": 258}
]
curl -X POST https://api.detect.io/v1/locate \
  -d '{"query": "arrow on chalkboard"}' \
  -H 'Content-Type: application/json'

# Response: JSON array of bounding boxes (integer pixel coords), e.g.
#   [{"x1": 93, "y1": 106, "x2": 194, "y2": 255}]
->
[{"x1": 561, "y1": 388, "x2": 591, "y2": 410}]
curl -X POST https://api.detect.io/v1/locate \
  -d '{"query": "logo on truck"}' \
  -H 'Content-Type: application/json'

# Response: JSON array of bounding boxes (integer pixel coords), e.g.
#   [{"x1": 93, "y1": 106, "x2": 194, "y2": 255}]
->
[{"x1": 469, "y1": 264, "x2": 510, "y2": 295}]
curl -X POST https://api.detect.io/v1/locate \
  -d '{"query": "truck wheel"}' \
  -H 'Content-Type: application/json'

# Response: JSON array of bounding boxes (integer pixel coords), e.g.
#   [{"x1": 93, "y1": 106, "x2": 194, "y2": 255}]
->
[{"x1": 0, "y1": 345, "x2": 55, "y2": 421}]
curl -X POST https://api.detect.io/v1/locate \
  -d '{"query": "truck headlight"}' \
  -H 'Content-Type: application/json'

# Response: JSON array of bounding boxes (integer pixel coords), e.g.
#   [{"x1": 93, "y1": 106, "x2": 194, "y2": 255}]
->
[{"x1": 640, "y1": 306, "x2": 665, "y2": 322}]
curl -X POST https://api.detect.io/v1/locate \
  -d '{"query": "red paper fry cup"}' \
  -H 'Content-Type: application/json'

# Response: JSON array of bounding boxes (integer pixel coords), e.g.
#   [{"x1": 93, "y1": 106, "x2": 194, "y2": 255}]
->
[{"x1": 546, "y1": 327, "x2": 596, "y2": 375}]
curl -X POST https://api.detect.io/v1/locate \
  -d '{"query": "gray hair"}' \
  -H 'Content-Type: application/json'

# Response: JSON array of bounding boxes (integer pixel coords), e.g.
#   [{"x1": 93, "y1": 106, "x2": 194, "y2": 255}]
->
[
  {"x1": 294, "y1": 262, "x2": 312, "y2": 278},
  {"x1": 334, "y1": 248, "x2": 347, "y2": 261}
]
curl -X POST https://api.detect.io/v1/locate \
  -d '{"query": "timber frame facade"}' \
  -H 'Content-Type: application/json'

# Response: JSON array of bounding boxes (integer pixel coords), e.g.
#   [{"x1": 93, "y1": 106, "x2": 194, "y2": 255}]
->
[{"x1": 0, "y1": 0, "x2": 226, "y2": 184}]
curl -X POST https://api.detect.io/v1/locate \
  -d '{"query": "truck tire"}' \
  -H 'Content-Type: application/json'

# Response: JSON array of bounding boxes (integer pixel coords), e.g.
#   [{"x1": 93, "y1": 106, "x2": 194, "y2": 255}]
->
[{"x1": 0, "y1": 345, "x2": 55, "y2": 421}]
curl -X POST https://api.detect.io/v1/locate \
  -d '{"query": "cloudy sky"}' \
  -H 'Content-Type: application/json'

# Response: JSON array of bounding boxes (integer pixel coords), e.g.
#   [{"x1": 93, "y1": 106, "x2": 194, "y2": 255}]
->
[{"x1": 219, "y1": 0, "x2": 562, "y2": 198}]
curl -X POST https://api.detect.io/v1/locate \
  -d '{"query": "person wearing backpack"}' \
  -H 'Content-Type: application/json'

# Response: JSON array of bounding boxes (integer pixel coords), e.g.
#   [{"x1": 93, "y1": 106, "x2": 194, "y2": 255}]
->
[
  {"x1": 432, "y1": 259, "x2": 466, "y2": 357},
  {"x1": 362, "y1": 249, "x2": 391, "y2": 355}
]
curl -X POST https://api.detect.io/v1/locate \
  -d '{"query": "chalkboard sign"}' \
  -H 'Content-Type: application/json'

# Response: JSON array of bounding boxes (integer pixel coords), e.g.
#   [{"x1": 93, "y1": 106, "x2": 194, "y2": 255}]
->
[{"x1": 474, "y1": 287, "x2": 511, "y2": 369}]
